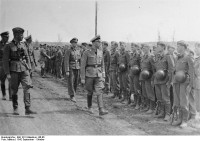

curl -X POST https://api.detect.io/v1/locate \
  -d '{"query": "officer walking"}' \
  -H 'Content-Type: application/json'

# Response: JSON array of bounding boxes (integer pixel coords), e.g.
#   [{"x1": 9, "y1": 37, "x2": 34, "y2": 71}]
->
[
  {"x1": 0, "y1": 31, "x2": 11, "y2": 100},
  {"x1": 102, "y1": 41, "x2": 110, "y2": 94},
  {"x1": 80, "y1": 35, "x2": 108, "y2": 115},
  {"x1": 64, "y1": 38, "x2": 81, "y2": 102},
  {"x1": 24, "y1": 35, "x2": 37, "y2": 78},
  {"x1": 3, "y1": 27, "x2": 36, "y2": 115}
]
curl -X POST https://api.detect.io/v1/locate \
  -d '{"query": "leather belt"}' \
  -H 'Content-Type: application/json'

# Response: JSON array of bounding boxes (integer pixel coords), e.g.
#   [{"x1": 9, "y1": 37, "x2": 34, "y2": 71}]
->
[{"x1": 86, "y1": 64, "x2": 101, "y2": 68}]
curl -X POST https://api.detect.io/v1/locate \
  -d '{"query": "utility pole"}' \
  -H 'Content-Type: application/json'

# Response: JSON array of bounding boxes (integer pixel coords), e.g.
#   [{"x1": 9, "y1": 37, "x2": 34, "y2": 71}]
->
[
  {"x1": 158, "y1": 30, "x2": 161, "y2": 41},
  {"x1": 27, "y1": 30, "x2": 28, "y2": 37},
  {"x1": 95, "y1": 1, "x2": 98, "y2": 36}
]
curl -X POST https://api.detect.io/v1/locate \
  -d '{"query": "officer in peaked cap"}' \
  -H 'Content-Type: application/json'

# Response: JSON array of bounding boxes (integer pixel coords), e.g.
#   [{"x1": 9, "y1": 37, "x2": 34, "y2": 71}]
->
[
  {"x1": 80, "y1": 35, "x2": 108, "y2": 115},
  {"x1": 0, "y1": 31, "x2": 11, "y2": 100},
  {"x1": 3, "y1": 27, "x2": 37, "y2": 115},
  {"x1": 24, "y1": 35, "x2": 32, "y2": 41},
  {"x1": 64, "y1": 37, "x2": 81, "y2": 102}
]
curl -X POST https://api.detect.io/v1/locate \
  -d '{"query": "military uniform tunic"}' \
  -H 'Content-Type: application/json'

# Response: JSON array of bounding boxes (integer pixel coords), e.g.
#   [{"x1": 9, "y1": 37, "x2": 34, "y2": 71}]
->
[
  {"x1": 194, "y1": 56, "x2": 200, "y2": 112},
  {"x1": 64, "y1": 46, "x2": 81, "y2": 97},
  {"x1": 3, "y1": 40, "x2": 32, "y2": 109},
  {"x1": 103, "y1": 49, "x2": 110, "y2": 93}
]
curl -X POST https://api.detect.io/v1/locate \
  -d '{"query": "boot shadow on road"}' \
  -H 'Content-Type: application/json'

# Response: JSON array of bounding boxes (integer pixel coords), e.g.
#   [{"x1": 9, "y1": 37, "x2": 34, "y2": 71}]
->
[{"x1": 0, "y1": 113, "x2": 35, "y2": 118}]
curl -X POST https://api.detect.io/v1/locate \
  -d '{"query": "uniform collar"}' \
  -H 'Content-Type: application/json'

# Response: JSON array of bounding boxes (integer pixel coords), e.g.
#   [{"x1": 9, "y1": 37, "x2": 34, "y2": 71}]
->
[{"x1": 12, "y1": 39, "x2": 21, "y2": 46}]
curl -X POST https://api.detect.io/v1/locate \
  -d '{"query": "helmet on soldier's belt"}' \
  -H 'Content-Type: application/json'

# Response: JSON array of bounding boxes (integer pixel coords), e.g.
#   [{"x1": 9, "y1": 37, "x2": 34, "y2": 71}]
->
[
  {"x1": 155, "y1": 69, "x2": 166, "y2": 81},
  {"x1": 119, "y1": 63, "x2": 126, "y2": 72},
  {"x1": 175, "y1": 71, "x2": 186, "y2": 83},
  {"x1": 141, "y1": 70, "x2": 151, "y2": 80},
  {"x1": 131, "y1": 65, "x2": 140, "y2": 75}
]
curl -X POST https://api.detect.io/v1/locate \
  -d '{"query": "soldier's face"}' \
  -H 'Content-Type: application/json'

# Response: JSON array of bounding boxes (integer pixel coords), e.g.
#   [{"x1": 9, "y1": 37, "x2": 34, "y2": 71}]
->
[
  {"x1": 142, "y1": 46, "x2": 149, "y2": 54},
  {"x1": 177, "y1": 45, "x2": 185, "y2": 54},
  {"x1": 94, "y1": 40, "x2": 101, "y2": 48},
  {"x1": 15, "y1": 33, "x2": 24, "y2": 41},
  {"x1": 71, "y1": 42, "x2": 77, "y2": 47},
  {"x1": 2, "y1": 36, "x2": 9, "y2": 43}
]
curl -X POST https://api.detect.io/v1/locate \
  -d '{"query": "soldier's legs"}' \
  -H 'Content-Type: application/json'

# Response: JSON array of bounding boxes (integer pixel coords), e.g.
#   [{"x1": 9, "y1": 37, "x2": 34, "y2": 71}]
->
[
  {"x1": 129, "y1": 74, "x2": 135, "y2": 94},
  {"x1": 0, "y1": 69, "x2": 7, "y2": 99},
  {"x1": 20, "y1": 71, "x2": 31, "y2": 109},
  {"x1": 144, "y1": 80, "x2": 155, "y2": 112},
  {"x1": 161, "y1": 84, "x2": 171, "y2": 120},
  {"x1": 140, "y1": 81, "x2": 147, "y2": 111},
  {"x1": 188, "y1": 89, "x2": 197, "y2": 119},
  {"x1": 121, "y1": 71, "x2": 130, "y2": 104},
  {"x1": 67, "y1": 70, "x2": 76, "y2": 97},
  {"x1": 170, "y1": 85, "x2": 173, "y2": 114},
  {"x1": 10, "y1": 72, "x2": 20, "y2": 109},
  {"x1": 94, "y1": 77, "x2": 108, "y2": 115},
  {"x1": 133, "y1": 75, "x2": 141, "y2": 109},
  {"x1": 154, "y1": 85, "x2": 163, "y2": 116},
  {"x1": 85, "y1": 77, "x2": 94, "y2": 109},
  {"x1": 110, "y1": 71, "x2": 120, "y2": 98},
  {"x1": 73, "y1": 69, "x2": 80, "y2": 92},
  {"x1": 119, "y1": 73, "x2": 124, "y2": 99}
]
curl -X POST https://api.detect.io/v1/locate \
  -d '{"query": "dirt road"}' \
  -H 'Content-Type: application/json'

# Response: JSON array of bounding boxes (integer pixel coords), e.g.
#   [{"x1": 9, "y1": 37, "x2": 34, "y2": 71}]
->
[{"x1": 0, "y1": 70, "x2": 200, "y2": 135}]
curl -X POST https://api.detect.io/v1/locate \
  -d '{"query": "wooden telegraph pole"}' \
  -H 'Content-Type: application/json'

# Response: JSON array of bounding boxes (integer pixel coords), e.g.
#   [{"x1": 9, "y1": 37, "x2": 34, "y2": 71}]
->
[{"x1": 95, "y1": 1, "x2": 98, "y2": 36}]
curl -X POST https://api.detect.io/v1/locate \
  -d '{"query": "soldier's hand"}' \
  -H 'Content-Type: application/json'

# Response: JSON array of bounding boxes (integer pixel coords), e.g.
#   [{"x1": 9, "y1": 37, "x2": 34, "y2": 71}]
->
[
  {"x1": 7, "y1": 74, "x2": 11, "y2": 81},
  {"x1": 66, "y1": 72, "x2": 70, "y2": 77},
  {"x1": 81, "y1": 79, "x2": 85, "y2": 84}
]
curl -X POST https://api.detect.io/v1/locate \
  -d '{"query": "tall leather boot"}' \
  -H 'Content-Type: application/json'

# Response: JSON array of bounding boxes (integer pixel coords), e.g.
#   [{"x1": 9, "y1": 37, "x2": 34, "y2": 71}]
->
[
  {"x1": 1, "y1": 84, "x2": 6, "y2": 100},
  {"x1": 154, "y1": 102, "x2": 165, "y2": 118},
  {"x1": 87, "y1": 95, "x2": 94, "y2": 114},
  {"x1": 164, "y1": 104, "x2": 171, "y2": 121},
  {"x1": 134, "y1": 95, "x2": 140, "y2": 110},
  {"x1": 172, "y1": 107, "x2": 182, "y2": 126},
  {"x1": 97, "y1": 94, "x2": 108, "y2": 116},
  {"x1": 25, "y1": 107, "x2": 37, "y2": 115},
  {"x1": 146, "y1": 100, "x2": 154, "y2": 114},
  {"x1": 141, "y1": 98, "x2": 149, "y2": 112},
  {"x1": 180, "y1": 108, "x2": 189, "y2": 128},
  {"x1": 139, "y1": 96, "x2": 145, "y2": 111}
]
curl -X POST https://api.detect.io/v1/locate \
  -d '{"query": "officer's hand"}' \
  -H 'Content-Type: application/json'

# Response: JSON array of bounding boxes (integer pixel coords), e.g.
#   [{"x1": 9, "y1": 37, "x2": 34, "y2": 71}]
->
[
  {"x1": 81, "y1": 79, "x2": 85, "y2": 84},
  {"x1": 7, "y1": 74, "x2": 11, "y2": 81},
  {"x1": 66, "y1": 72, "x2": 70, "y2": 77},
  {"x1": 166, "y1": 82, "x2": 171, "y2": 89}
]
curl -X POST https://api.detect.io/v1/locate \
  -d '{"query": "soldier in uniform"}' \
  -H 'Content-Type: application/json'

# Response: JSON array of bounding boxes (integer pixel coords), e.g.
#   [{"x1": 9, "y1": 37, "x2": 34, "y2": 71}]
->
[
  {"x1": 3, "y1": 27, "x2": 36, "y2": 115},
  {"x1": 153, "y1": 42, "x2": 174, "y2": 120},
  {"x1": 118, "y1": 42, "x2": 130, "y2": 105},
  {"x1": 139, "y1": 44, "x2": 156, "y2": 113},
  {"x1": 64, "y1": 38, "x2": 81, "y2": 102},
  {"x1": 80, "y1": 35, "x2": 108, "y2": 115},
  {"x1": 102, "y1": 41, "x2": 110, "y2": 94},
  {"x1": 24, "y1": 35, "x2": 37, "y2": 78},
  {"x1": 109, "y1": 41, "x2": 120, "y2": 99},
  {"x1": 38, "y1": 44, "x2": 50, "y2": 77},
  {"x1": 0, "y1": 31, "x2": 11, "y2": 100},
  {"x1": 171, "y1": 41, "x2": 196, "y2": 128},
  {"x1": 56, "y1": 46, "x2": 63, "y2": 79},
  {"x1": 129, "y1": 43, "x2": 141, "y2": 109},
  {"x1": 194, "y1": 42, "x2": 200, "y2": 113}
]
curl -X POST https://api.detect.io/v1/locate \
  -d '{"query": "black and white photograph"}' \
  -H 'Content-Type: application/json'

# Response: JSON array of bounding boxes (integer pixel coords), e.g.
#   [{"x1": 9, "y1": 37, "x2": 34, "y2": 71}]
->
[{"x1": 0, "y1": 0, "x2": 200, "y2": 137}]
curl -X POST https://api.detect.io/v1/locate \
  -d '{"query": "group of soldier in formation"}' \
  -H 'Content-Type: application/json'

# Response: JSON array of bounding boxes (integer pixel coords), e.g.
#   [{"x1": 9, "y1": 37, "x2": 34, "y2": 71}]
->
[{"x1": 0, "y1": 27, "x2": 200, "y2": 129}]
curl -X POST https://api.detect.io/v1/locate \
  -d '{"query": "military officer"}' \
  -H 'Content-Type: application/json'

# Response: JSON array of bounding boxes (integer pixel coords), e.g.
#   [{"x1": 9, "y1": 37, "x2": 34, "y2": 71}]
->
[
  {"x1": 80, "y1": 35, "x2": 108, "y2": 115},
  {"x1": 64, "y1": 38, "x2": 81, "y2": 102},
  {"x1": 102, "y1": 41, "x2": 110, "y2": 94},
  {"x1": 139, "y1": 44, "x2": 156, "y2": 113},
  {"x1": 24, "y1": 35, "x2": 37, "y2": 78},
  {"x1": 109, "y1": 41, "x2": 120, "y2": 99},
  {"x1": 153, "y1": 42, "x2": 174, "y2": 120},
  {"x1": 129, "y1": 43, "x2": 141, "y2": 109},
  {"x1": 3, "y1": 27, "x2": 36, "y2": 115},
  {"x1": 118, "y1": 42, "x2": 130, "y2": 105},
  {"x1": 171, "y1": 41, "x2": 195, "y2": 128},
  {"x1": 56, "y1": 46, "x2": 63, "y2": 79},
  {"x1": 0, "y1": 31, "x2": 11, "y2": 100}
]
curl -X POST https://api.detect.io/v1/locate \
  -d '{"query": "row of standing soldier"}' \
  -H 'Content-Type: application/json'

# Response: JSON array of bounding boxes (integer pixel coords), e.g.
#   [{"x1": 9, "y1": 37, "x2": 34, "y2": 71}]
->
[{"x1": 38, "y1": 36, "x2": 200, "y2": 126}]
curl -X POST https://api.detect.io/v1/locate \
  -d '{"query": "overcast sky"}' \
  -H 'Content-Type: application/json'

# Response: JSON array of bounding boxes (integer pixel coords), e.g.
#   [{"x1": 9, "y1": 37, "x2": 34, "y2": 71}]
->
[{"x1": 1, "y1": 0, "x2": 200, "y2": 42}]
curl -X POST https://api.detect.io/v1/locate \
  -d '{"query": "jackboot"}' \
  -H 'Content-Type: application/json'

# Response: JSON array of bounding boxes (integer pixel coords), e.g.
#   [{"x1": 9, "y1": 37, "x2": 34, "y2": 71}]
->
[
  {"x1": 87, "y1": 95, "x2": 94, "y2": 114},
  {"x1": 154, "y1": 103, "x2": 165, "y2": 118},
  {"x1": 25, "y1": 107, "x2": 37, "y2": 115},
  {"x1": 1, "y1": 84, "x2": 6, "y2": 100},
  {"x1": 134, "y1": 95, "x2": 140, "y2": 110},
  {"x1": 164, "y1": 104, "x2": 171, "y2": 121},
  {"x1": 180, "y1": 108, "x2": 189, "y2": 128},
  {"x1": 141, "y1": 98, "x2": 149, "y2": 112},
  {"x1": 172, "y1": 107, "x2": 182, "y2": 126},
  {"x1": 139, "y1": 97, "x2": 145, "y2": 111},
  {"x1": 146, "y1": 100, "x2": 154, "y2": 114},
  {"x1": 97, "y1": 94, "x2": 108, "y2": 116},
  {"x1": 153, "y1": 101, "x2": 160, "y2": 117}
]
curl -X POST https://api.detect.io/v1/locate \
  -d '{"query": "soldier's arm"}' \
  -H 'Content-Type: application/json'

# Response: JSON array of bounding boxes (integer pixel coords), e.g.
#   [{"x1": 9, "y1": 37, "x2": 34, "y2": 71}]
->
[
  {"x1": 187, "y1": 56, "x2": 194, "y2": 88},
  {"x1": 24, "y1": 46, "x2": 32, "y2": 70},
  {"x1": 125, "y1": 51, "x2": 130, "y2": 70},
  {"x1": 3, "y1": 44, "x2": 10, "y2": 74},
  {"x1": 64, "y1": 49, "x2": 71, "y2": 72},
  {"x1": 101, "y1": 52, "x2": 105, "y2": 77},
  {"x1": 41, "y1": 49, "x2": 49, "y2": 58},
  {"x1": 166, "y1": 55, "x2": 175, "y2": 84},
  {"x1": 80, "y1": 51, "x2": 87, "y2": 81},
  {"x1": 32, "y1": 49, "x2": 37, "y2": 63}
]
